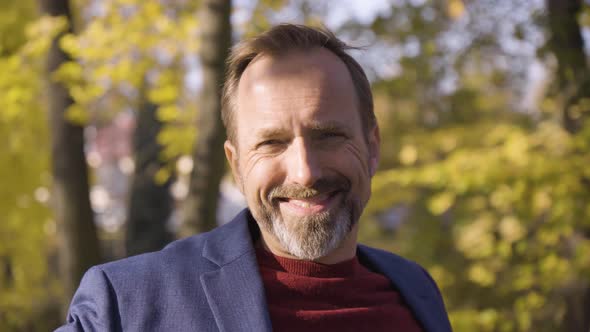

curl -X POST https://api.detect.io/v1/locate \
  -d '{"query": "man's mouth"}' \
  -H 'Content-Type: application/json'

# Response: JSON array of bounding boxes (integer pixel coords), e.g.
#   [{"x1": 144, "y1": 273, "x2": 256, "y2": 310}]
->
[{"x1": 277, "y1": 191, "x2": 341, "y2": 215}]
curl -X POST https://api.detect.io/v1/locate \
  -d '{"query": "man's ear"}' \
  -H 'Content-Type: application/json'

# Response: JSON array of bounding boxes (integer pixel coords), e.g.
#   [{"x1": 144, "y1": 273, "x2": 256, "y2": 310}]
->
[
  {"x1": 224, "y1": 140, "x2": 243, "y2": 193},
  {"x1": 368, "y1": 124, "x2": 380, "y2": 177}
]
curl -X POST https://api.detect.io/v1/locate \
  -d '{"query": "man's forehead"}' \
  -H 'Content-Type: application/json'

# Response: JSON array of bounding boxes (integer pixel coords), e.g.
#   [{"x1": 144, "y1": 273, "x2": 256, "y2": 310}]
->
[
  {"x1": 237, "y1": 48, "x2": 355, "y2": 96},
  {"x1": 231, "y1": 48, "x2": 361, "y2": 142}
]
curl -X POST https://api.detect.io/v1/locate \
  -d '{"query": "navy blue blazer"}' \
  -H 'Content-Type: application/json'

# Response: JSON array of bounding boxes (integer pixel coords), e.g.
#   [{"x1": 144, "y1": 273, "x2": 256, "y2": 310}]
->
[{"x1": 56, "y1": 209, "x2": 452, "y2": 332}]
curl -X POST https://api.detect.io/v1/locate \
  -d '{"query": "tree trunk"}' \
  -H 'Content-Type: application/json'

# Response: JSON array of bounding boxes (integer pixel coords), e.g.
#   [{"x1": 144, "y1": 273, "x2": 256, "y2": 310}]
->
[
  {"x1": 125, "y1": 98, "x2": 174, "y2": 256},
  {"x1": 180, "y1": 0, "x2": 232, "y2": 236},
  {"x1": 39, "y1": 0, "x2": 101, "y2": 313},
  {"x1": 546, "y1": 1, "x2": 590, "y2": 331},
  {"x1": 547, "y1": 0, "x2": 589, "y2": 134}
]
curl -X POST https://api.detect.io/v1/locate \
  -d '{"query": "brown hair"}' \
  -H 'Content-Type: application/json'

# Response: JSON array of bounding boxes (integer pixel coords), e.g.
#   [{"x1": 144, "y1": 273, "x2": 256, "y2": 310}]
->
[{"x1": 221, "y1": 23, "x2": 375, "y2": 143}]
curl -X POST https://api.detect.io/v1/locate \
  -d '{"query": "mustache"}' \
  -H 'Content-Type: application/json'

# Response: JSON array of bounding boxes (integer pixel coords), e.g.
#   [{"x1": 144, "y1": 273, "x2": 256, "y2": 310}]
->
[{"x1": 268, "y1": 177, "x2": 351, "y2": 201}]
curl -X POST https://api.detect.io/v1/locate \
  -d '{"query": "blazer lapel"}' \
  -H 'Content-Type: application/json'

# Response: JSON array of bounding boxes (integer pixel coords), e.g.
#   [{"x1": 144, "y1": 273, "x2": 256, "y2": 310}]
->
[{"x1": 200, "y1": 210, "x2": 272, "y2": 332}]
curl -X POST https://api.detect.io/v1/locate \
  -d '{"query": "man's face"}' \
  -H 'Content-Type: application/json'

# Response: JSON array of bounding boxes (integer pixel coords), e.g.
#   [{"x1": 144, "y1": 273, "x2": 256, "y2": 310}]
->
[{"x1": 224, "y1": 48, "x2": 379, "y2": 260}]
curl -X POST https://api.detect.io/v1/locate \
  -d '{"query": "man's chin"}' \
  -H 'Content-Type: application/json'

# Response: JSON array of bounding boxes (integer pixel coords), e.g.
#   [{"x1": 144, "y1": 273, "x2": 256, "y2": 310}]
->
[{"x1": 273, "y1": 214, "x2": 353, "y2": 261}]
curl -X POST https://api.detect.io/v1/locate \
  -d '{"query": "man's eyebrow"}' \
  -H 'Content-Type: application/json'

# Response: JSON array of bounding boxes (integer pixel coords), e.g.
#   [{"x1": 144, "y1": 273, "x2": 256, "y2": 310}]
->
[
  {"x1": 255, "y1": 127, "x2": 288, "y2": 139},
  {"x1": 307, "y1": 121, "x2": 352, "y2": 132},
  {"x1": 254, "y1": 122, "x2": 352, "y2": 139}
]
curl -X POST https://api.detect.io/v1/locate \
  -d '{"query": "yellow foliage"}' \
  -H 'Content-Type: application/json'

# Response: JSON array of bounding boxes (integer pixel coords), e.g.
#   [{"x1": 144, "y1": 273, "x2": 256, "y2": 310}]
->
[
  {"x1": 64, "y1": 104, "x2": 89, "y2": 125},
  {"x1": 538, "y1": 229, "x2": 560, "y2": 246},
  {"x1": 532, "y1": 189, "x2": 552, "y2": 216},
  {"x1": 429, "y1": 265, "x2": 455, "y2": 289},
  {"x1": 399, "y1": 144, "x2": 418, "y2": 165},
  {"x1": 516, "y1": 310, "x2": 531, "y2": 331},
  {"x1": 447, "y1": 0, "x2": 465, "y2": 19},
  {"x1": 477, "y1": 309, "x2": 498, "y2": 330},
  {"x1": 455, "y1": 216, "x2": 494, "y2": 259},
  {"x1": 157, "y1": 125, "x2": 197, "y2": 159},
  {"x1": 512, "y1": 265, "x2": 535, "y2": 291},
  {"x1": 501, "y1": 132, "x2": 529, "y2": 166},
  {"x1": 154, "y1": 167, "x2": 171, "y2": 185},
  {"x1": 157, "y1": 104, "x2": 181, "y2": 122},
  {"x1": 0, "y1": 5, "x2": 57, "y2": 327},
  {"x1": 428, "y1": 191, "x2": 455, "y2": 215},
  {"x1": 148, "y1": 84, "x2": 179, "y2": 104},
  {"x1": 53, "y1": 61, "x2": 83, "y2": 84},
  {"x1": 58, "y1": 33, "x2": 80, "y2": 57},
  {"x1": 540, "y1": 254, "x2": 569, "y2": 279},
  {"x1": 498, "y1": 216, "x2": 525, "y2": 243},
  {"x1": 468, "y1": 263, "x2": 496, "y2": 287},
  {"x1": 25, "y1": 15, "x2": 67, "y2": 43},
  {"x1": 450, "y1": 309, "x2": 504, "y2": 332},
  {"x1": 489, "y1": 185, "x2": 514, "y2": 212}
]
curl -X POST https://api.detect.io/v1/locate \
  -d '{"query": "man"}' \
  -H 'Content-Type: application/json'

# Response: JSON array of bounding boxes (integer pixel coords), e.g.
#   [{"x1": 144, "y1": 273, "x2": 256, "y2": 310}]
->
[{"x1": 57, "y1": 24, "x2": 452, "y2": 332}]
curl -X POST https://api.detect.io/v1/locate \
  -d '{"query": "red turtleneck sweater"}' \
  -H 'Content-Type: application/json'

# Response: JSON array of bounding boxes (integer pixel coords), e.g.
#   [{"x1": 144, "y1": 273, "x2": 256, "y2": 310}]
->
[{"x1": 255, "y1": 247, "x2": 424, "y2": 332}]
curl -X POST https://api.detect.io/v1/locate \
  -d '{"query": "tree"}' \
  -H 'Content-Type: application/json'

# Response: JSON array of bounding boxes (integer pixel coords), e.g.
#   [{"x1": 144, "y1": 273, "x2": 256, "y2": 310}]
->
[
  {"x1": 546, "y1": 1, "x2": 590, "y2": 330},
  {"x1": 547, "y1": 0, "x2": 590, "y2": 134},
  {"x1": 39, "y1": 0, "x2": 101, "y2": 311},
  {"x1": 0, "y1": 1, "x2": 65, "y2": 329},
  {"x1": 181, "y1": 0, "x2": 232, "y2": 236},
  {"x1": 52, "y1": 0, "x2": 201, "y2": 259},
  {"x1": 125, "y1": 89, "x2": 174, "y2": 256}
]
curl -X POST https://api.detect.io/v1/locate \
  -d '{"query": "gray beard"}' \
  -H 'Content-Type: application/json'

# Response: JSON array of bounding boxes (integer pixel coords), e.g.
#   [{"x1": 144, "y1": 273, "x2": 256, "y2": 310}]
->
[{"x1": 258, "y1": 196, "x2": 355, "y2": 261}]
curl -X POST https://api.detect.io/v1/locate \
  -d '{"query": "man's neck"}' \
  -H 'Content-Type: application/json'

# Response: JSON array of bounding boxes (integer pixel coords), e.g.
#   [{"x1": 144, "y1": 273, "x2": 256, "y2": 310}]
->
[{"x1": 257, "y1": 225, "x2": 359, "y2": 265}]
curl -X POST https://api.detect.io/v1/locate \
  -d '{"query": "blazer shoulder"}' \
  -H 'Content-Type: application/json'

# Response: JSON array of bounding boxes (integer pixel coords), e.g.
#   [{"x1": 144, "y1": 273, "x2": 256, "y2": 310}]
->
[
  {"x1": 58, "y1": 212, "x2": 255, "y2": 332},
  {"x1": 95, "y1": 231, "x2": 212, "y2": 279},
  {"x1": 92, "y1": 210, "x2": 253, "y2": 279},
  {"x1": 358, "y1": 244, "x2": 441, "y2": 295},
  {"x1": 358, "y1": 244, "x2": 453, "y2": 332}
]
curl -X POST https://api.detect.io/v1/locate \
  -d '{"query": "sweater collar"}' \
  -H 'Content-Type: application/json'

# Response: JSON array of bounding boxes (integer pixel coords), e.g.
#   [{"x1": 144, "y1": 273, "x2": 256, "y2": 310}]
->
[{"x1": 255, "y1": 246, "x2": 360, "y2": 278}]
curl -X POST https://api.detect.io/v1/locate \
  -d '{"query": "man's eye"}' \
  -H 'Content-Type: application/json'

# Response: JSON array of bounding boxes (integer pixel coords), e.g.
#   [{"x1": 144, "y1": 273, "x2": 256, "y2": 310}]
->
[
  {"x1": 320, "y1": 132, "x2": 346, "y2": 139},
  {"x1": 258, "y1": 139, "x2": 283, "y2": 148}
]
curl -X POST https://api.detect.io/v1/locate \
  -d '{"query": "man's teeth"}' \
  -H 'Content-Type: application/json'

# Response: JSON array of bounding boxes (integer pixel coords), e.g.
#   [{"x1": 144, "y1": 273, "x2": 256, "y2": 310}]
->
[
  {"x1": 290, "y1": 200, "x2": 314, "y2": 208},
  {"x1": 286, "y1": 193, "x2": 331, "y2": 208}
]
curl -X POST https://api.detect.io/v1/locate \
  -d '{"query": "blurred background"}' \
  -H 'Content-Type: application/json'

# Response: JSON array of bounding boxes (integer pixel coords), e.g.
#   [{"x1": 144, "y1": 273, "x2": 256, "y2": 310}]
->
[{"x1": 1, "y1": 0, "x2": 589, "y2": 331}]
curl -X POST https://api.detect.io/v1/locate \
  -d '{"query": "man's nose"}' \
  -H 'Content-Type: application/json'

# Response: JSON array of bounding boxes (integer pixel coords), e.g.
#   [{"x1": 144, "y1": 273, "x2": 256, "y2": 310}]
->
[{"x1": 285, "y1": 138, "x2": 321, "y2": 187}]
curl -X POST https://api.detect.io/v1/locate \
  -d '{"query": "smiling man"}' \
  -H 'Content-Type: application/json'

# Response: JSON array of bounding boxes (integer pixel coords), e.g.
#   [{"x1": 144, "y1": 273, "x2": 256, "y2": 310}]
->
[
  {"x1": 57, "y1": 24, "x2": 452, "y2": 332},
  {"x1": 225, "y1": 44, "x2": 376, "y2": 265}
]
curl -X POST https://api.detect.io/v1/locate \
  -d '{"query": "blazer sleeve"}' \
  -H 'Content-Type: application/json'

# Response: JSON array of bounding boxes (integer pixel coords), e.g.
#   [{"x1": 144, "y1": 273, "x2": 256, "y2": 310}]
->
[{"x1": 54, "y1": 266, "x2": 121, "y2": 332}]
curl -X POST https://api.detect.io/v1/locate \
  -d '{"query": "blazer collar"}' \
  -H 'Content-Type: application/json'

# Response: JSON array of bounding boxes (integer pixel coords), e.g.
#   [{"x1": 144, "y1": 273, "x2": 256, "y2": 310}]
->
[
  {"x1": 201, "y1": 209, "x2": 259, "y2": 266},
  {"x1": 200, "y1": 209, "x2": 272, "y2": 332},
  {"x1": 358, "y1": 245, "x2": 452, "y2": 332}
]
